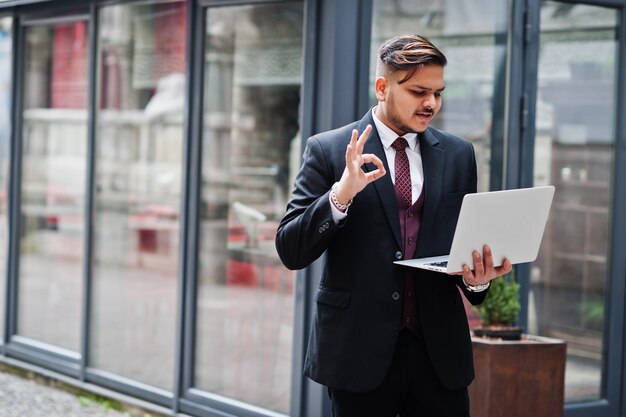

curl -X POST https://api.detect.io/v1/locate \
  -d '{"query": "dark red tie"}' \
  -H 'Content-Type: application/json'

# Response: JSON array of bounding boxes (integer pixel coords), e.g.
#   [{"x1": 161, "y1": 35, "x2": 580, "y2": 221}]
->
[{"x1": 392, "y1": 137, "x2": 412, "y2": 207}]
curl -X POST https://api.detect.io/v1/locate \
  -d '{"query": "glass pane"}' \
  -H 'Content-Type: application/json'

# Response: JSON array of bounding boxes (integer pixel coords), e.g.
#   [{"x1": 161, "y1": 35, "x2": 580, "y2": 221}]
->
[
  {"x1": 370, "y1": 0, "x2": 510, "y2": 193},
  {"x1": 0, "y1": 17, "x2": 12, "y2": 345},
  {"x1": 18, "y1": 22, "x2": 89, "y2": 352},
  {"x1": 195, "y1": 2, "x2": 303, "y2": 413},
  {"x1": 529, "y1": 2, "x2": 617, "y2": 403},
  {"x1": 91, "y1": 0, "x2": 186, "y2": 390}
]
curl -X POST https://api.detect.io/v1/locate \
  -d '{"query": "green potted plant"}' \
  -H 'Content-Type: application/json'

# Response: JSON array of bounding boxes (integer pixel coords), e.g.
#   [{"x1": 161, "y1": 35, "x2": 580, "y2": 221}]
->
[{"x1": 472, "y1": 271, "x2": 523, "y2": 340}]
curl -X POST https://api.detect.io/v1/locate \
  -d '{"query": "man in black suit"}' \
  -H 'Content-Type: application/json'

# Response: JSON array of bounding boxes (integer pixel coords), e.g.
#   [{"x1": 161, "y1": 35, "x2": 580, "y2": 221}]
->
[{"x1": 276, "y1": 35, "x2": 511, "y2": 417}]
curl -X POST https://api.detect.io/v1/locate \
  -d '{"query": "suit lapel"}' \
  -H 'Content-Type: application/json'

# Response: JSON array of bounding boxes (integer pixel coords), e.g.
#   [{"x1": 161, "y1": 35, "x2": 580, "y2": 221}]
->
[
  {"x1": 358, "y1": 112, "x2": 403, "y2": 250},
  {"x1": 416, "y1": 127, "x2": 444, "y2": 257}
]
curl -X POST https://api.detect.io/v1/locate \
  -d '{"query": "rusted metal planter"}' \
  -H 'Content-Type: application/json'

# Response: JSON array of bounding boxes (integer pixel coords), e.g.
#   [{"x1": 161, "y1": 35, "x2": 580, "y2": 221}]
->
[{"x1": 469, "y1": 334, "x2": 567, "y2": 417}]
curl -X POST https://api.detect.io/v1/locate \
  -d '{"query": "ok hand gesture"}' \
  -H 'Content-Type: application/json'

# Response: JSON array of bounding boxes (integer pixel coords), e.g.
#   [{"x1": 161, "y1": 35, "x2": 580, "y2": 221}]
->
[{"x1": 333, "y1": 125, "x2": 387, "y2": 205}]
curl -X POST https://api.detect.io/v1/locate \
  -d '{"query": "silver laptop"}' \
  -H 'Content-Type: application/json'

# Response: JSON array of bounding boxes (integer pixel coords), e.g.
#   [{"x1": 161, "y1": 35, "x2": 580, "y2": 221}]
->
[{"x1": 394, "y1": 186, "x2": 555, "y2": 274}]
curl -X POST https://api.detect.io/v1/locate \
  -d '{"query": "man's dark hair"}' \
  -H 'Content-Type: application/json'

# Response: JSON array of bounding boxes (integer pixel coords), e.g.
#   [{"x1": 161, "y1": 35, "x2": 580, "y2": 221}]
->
[{"x1": 377, "y1": 34, "x2": 447, "y2": 83}]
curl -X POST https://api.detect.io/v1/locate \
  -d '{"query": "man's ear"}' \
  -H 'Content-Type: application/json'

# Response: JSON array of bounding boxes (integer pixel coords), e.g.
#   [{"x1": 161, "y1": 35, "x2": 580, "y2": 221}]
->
[{"x1": 374, "y1": 76, "x2": 387, "y2": 102}]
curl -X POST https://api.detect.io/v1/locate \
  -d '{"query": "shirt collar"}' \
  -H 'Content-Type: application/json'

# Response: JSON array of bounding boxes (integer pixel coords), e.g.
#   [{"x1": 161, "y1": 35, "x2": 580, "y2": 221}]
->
[{"x1": 372, "y1": 107, "x2": 419, "y2": 151}]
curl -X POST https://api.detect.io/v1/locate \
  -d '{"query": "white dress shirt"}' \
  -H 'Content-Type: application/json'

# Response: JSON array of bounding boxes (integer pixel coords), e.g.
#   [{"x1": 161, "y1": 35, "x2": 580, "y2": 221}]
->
[{"x1": 331, "y1": 108, "x2": 425, "y2": 222}]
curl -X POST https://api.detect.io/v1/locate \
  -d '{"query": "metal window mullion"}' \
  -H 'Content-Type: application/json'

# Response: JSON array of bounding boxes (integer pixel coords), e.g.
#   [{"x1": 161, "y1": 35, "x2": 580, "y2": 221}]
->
[
  {"x1": 175, "y1": 0, "x2": 207, "y2": 412},
  {"x1": 518, "y1": 0, "x2": 540, "y2": 190},
  {"x1": 19, "y1": 13, "x2": 90, "y2": 27},
  {"x1": 288, "y1": 0, "x2": 320, "y2": 415},
  {"x1": 611, "y1": 6, "x2": 626, "y2": 417},
  {"x1": 5, "y1": 13, "x2": 25, "y2": 345},
  {"x1": 0, "y1": 1, "x2": 55, "y2": 10},
  {"x1": 355, "y1": 0, "x2": 373, "y2": 117},
  {"x1": 1, "y1": 11, "x2": 15, "y2": 349},
  {"x1": 509, "y1": 0, "x2": 541, "y2": 331},
  {"x1": 487, "y1": 0, "x2": 512, "y2": 192},
  {"x1": 80, "y1": 3, "x2": 99, "y2": 382}
]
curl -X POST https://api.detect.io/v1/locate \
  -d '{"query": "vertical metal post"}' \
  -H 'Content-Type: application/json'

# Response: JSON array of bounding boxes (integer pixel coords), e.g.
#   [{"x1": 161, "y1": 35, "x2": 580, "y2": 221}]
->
[
  {"x1": 611, "y1": 5, "x2": 626, "y2": 417},
  {"x1": 5, "y1": 12, "x2": 24, "y2": 345},
  {"x1": 174, "y1": 0, "x2": 206, "y2": 412},
  {"x1": 80, "y1": 2, "x2": 98, "y2": 382}
]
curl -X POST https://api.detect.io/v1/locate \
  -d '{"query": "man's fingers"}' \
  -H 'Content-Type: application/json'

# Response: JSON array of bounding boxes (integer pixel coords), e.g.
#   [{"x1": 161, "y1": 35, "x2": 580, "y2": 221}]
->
[
  {"x1": 346, "y1": 125, "x2": 373, "y2": 166},
  {"x1": 345, "y1": 143, "x2": 355, "y2": 170},
  {"x1": 462, "y1": 251, "x2": 513, "y2": 283},
  {"x1": 460, "y1": 264, "x2": 474, "y2": 281},
  {"x1": 364, "y1": 169, "x2": 386, "y2": 182},
  {"x1": 494, "y1": 258, "x2": 512, "y2": 277},
  {"x1": 355, "y1": 125, "x2": 373, "y2": 154},
  {"x1": 361, "y1": 153, "x2": 386, "y2": 181},
  {"x1": 483, "y1": 244, "x2": 495, "y2": 270},
  {"x1": 472, "y1": 250, "x2": 484, "y2": 277},
  {"x1": 361, "y1": 153, "x2": 385, "y2": 169},
  {"x1": 346, "y1": 128, "x2": 361, "y2": 165},
  {"x1": 350, "y1": 129, "x2": 359, "y2": 146},
  {"x1": 498, "y1": 257, "x2": 512, "y2": 271}
]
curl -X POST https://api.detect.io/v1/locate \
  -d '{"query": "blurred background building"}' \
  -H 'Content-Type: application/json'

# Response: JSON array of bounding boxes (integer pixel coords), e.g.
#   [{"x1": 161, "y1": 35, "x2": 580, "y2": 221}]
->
[{"x1": 0, "y1": 1, "x2": 625, "y2": 417}]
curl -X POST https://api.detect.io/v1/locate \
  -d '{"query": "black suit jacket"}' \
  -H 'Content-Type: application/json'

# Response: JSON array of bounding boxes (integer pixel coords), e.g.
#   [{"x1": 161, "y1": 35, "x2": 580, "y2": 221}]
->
[{"x1": 276, "y1": 110, "x2": 487, "y2": 392}]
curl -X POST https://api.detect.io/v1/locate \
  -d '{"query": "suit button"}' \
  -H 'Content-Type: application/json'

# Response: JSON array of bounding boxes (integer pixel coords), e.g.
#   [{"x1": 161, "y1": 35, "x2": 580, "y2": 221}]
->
[
  {"x1": 407, "y1": 211, "x2": 414, "y2": 218},
  {"x1": 395, "y1": 251, "x2": 403, "y2": 260},
  {"x1": 408, "y1": 237, "x2": 414, "y2": 245},
  {"x1": 318, "y1": 226, "x2": 324, "y2": 233},
  {"x1": 392, "y1": 292, "x2": 400, "y2": 301}
]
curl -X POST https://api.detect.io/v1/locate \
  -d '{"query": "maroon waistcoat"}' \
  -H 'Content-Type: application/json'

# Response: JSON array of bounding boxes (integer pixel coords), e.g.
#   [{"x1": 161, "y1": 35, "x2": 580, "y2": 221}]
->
[{"x1": 395, "y1": 186, "x2": 425, "y2": 335}]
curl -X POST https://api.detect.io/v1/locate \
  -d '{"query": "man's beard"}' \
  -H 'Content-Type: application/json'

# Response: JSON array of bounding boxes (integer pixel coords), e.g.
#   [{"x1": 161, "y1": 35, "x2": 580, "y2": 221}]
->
[{"x1": 388, "y1": 113, "x2": 421, "y2": 135}]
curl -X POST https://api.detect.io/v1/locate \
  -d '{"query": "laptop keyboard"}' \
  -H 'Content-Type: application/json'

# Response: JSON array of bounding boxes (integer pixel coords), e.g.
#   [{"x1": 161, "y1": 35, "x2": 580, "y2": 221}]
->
[{"x1": 426, "y1": 261, "x2": 448, "y2": 268}]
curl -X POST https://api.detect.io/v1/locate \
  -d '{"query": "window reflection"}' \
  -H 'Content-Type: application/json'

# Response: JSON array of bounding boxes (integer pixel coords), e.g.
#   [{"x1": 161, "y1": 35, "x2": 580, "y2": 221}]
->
[
  {"x1": 0, "y1": 17, "x2": 11, "y2": 345},
  {"x1": 370, "y1": 0, "x2": 508, "y2": 193},
  {"x1": 195, "y1": 3, "x2": 303, "y2": 413},
  {"x1": 530, "y1": 1, "x2": 617, "y2": 403},
  {"x1": 91, "y1": 0, "x2": 186, "y2": 390},
  {"x1": 17, "y1": 22, "x2": 88, "y2": 352}
]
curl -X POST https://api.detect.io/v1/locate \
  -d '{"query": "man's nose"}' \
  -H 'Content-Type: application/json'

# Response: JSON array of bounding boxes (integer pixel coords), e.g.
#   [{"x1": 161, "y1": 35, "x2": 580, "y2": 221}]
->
[{"x1": 423, "y1": 93, "x2": 435, "y2": 108}]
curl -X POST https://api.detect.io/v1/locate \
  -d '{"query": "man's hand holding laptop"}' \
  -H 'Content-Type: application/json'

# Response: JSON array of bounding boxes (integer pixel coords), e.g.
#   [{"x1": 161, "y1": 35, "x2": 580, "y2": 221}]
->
[
  {"x1": 454, "y1": 244, "x2": 512, "y2": 289},
  {"x1": 393, "y1": 186, "x2": 554, "y2": 281}
]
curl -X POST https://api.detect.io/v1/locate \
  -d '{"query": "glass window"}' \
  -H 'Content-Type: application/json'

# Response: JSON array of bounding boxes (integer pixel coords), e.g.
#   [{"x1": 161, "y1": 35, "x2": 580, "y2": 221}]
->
[
  {"x1": 529, "y1": 2, "x2": 618, "y2": 403},
  {"x1": 370, "y1": 0, "x2": 509, "y2": 192},
  {"x1": 17, "y1": 21, "x2": 88, "y2": 352},
  {"x1": 90, "y1": 0, "x2": 186, "y2": 390},
  {"x1": 195, "y1": 2, "x2": 304, "y2": 414},
  {"x1": 0, "y1": 17, "x2": 12, "y2": 345}
]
